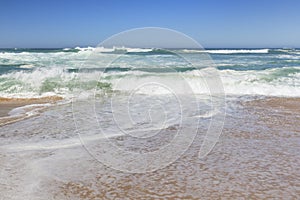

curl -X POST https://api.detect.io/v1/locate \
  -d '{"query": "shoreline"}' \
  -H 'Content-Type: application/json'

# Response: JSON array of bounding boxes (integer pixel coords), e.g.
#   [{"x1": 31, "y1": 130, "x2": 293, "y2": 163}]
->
[
  {"x1": 0, "y1": 96, "x2": 63, "y2": 126},
  {"x1": 0, "y1": 96, "x2": 63, "y2": 117},
  {"x1": 0, "y1": 95, "x2": 299, "y2": 124}
]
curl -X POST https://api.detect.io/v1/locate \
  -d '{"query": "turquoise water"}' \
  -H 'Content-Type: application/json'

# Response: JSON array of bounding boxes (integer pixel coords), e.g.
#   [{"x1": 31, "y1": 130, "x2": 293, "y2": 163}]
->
[{"x1": 0, "y1": 47, "x2": 299, "y2": 97}]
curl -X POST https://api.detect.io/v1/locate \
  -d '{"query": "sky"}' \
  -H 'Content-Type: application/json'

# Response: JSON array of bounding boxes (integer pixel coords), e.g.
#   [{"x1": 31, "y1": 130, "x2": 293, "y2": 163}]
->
[{"x1": 0, "y1": 0, "x2": 300, "y2": 48}]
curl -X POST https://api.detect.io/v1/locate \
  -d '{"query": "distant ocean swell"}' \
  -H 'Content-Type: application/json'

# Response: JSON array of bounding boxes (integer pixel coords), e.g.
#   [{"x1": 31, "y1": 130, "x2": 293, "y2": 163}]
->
[{"x1": 2, "y1": 47, "x2": 300, "y2": 54}]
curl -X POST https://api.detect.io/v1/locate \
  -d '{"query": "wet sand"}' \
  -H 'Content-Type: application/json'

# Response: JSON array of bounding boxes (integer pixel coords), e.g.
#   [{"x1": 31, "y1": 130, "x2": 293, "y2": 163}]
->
[
  {"x1": 0, "y1": 96, "x2": 299, "y2": 199},
  {"x1": 0, "y1": 102, "x2": 28, "y2": 118},
  {"x1": 59, "y1": 97, "x2": 300, "y2": 199},
  {"x1": 55, "y1": 97, "x2": 300, "y2": 199},
  {"x1": 0, "y1": 96, "x2": 63, "y2": 126},
  {"x1": 244, "y1": 97, "x2": 300, "y2": 113}
]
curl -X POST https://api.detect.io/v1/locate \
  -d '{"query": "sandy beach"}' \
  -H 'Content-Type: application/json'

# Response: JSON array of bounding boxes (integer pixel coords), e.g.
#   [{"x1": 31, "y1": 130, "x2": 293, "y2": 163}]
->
[
  {"x1": 244, "y1": 97, "x2": 300, "y2": 113},
  {"x1": 0, "y1": 96, "x2": 299, "y2": 199}
]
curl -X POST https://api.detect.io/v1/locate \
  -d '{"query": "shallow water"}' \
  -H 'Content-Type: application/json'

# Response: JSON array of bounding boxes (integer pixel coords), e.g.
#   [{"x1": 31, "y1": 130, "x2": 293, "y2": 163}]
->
[
  {"x1": 0, "y1": 96, "x2": 299, "y2": 199},
  {"x1": 0, "y1": 47, "x2": 299, "y2": 199}
]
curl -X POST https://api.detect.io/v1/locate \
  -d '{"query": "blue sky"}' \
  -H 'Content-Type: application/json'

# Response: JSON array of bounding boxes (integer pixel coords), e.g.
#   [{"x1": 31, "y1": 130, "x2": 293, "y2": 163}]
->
[{"x1": 1, "y1": 0, "x2": 300, "y2": 48}]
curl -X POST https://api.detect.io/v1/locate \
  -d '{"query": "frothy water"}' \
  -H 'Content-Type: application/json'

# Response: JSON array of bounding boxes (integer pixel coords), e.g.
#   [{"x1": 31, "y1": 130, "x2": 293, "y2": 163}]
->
[
  {"x1": 0, "y1": 47, "x2": 299, "y2": 199},
  {"x1": 0, "y1": 47, "x2": 300, "y2": 98},
  {"x1": 0, "y1": 96, "x2": 299, "y2": 199}
]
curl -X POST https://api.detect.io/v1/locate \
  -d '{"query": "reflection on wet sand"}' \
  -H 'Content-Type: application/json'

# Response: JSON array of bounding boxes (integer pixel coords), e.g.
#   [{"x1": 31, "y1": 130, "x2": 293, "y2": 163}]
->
[
  {"x1": 56, "y1": 97, "x2": 300, "y2": 199},
  {"x1": 0, "y1": 97, "x2": 299, "y2": 199},
  {"x1": 0, "y1": 96, "x2": 63, "y2": 126}
]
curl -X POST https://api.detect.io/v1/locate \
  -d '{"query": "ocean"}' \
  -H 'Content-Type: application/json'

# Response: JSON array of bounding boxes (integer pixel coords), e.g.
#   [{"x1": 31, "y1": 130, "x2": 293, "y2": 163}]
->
[
  {"x1": 0, "y1": 47, "x2": 299, "y2": 199},
  {"x1": 0, "y1": 47, "x2": 299, "y2": 97}
]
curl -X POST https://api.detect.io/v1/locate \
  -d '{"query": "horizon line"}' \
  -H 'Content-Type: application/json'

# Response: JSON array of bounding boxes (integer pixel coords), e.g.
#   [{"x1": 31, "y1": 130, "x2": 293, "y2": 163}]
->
[{"x1": 0, "y1": 46, "x2": 299, "y2": 49}]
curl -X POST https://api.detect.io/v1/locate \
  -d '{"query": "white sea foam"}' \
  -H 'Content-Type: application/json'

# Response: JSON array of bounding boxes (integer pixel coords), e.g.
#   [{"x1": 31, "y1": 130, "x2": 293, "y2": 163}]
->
[
  {"x1": 0, "y1": 66, "x2": 300, "y2": 97},
  {"x1": 0, "y1": 48, "x2": 300, "y2": 98},
  {"x1": 204, "y1": 49, "x2": 269, "y2": 54},
  {"x1": 181, "y1": 49, "x2": 269, "y2": 54},
  {"x1": 93, "y1": 46, "x2": 153, "y2": 53},
  {"x1": 8, "y1": 103, "x2": 51, "y2": 117},
  {"x1": 74, "y1": 46, "x2": 95, "y2": 51},
  {"x1": 276, "y1": 54, "x2": 300, "y2": 59},
  {"x1": 220, "y1": 68, "x2": 300, "y2": 96},
  {"x1": 19, "y1": 64, "x2": 35, "y2": 69}
]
